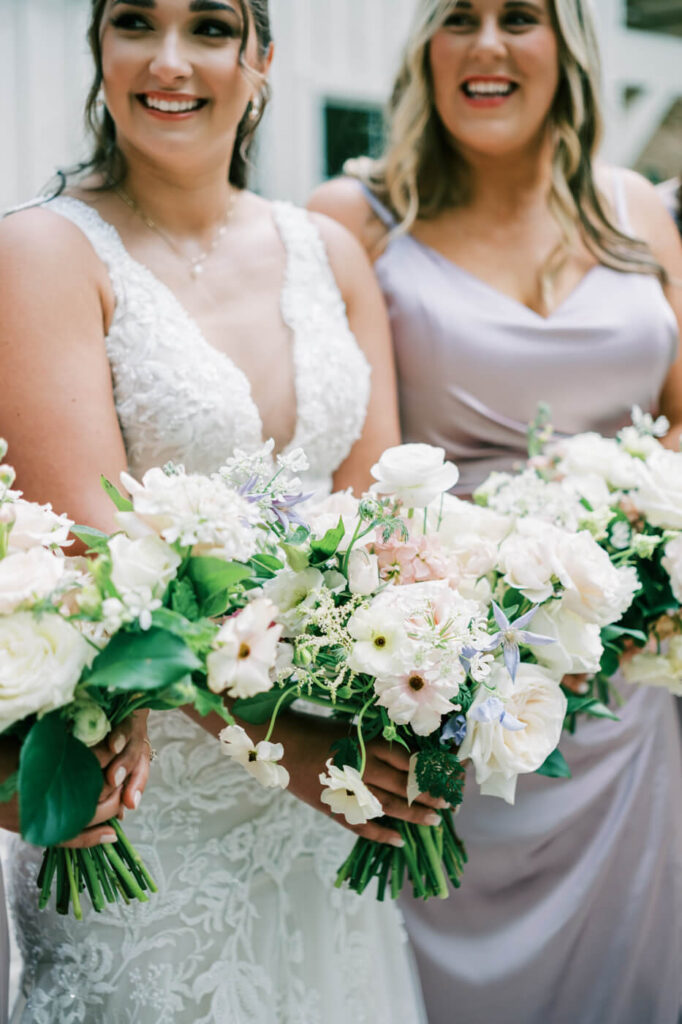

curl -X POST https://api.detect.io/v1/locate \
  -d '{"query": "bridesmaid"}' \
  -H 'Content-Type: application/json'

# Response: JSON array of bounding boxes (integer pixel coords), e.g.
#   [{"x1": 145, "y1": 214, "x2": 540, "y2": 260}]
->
[{"x1": 310, "y1": 1, "x2": 682, "y2": 1022}]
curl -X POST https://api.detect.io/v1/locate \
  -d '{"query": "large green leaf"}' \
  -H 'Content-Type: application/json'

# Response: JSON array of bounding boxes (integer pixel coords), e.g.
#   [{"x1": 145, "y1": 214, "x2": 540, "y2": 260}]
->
[
  {"x1": 536, "y1": 747, "x2": 572, "y2": 779},
  {"x1": 185, "y1": 557, "x2": 253, "y2": 618},
  {"x1": 309, "y1": 519, "x2": 345, "y2": 564},
  {"x1": 19, "y1": 713, "x2": 102, "y2": 846},
  {"x1": 233, "y1": 687, "x2": 297, "y2": 725},
  {"x1": 249, "y1": 553, "x2": 284, "y2": 579},
  {"x1": 85, "y1": 627, "x2": 201, "y2": 692}
]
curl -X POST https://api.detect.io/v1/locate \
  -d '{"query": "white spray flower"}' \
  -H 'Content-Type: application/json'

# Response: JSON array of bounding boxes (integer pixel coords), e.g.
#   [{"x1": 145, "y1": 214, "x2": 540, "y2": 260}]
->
[
  {"x1": 207, "y1": 598, "x2": 282, "y2": 698},
  {"x1": 219, "y1": 725, "x2": 290, "y2": 789},
  {"x1": 319, "y1": 760, "x2": 383, "y2": 825}
]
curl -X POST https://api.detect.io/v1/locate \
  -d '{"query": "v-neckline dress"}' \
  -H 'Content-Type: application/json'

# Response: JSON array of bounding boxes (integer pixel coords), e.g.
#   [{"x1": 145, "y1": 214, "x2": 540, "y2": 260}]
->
[
  {"x1": 6, "y1": 196, "x2": 427, "y2": 1024},
  {"x1": 362, "y1": 178, "x2": 682, "y2": 1024}
]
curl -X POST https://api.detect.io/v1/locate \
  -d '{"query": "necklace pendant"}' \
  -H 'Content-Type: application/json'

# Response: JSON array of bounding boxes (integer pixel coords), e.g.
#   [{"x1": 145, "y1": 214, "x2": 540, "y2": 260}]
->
[{"x1": 190, "y1": 262, "x2": 204, "y2": 280}]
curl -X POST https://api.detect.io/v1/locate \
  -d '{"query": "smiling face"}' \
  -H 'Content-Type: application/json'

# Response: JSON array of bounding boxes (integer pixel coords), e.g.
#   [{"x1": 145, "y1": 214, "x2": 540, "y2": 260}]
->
[
  {"x1": 99, "y1": 0, "x2": 269, "y2": 169},
  {"x1": 428, "y1": 0, "x2": 560, "y2": 160}
]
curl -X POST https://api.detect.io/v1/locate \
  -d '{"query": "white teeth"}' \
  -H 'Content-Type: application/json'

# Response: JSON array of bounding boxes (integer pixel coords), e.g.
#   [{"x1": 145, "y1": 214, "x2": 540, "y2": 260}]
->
[
  {"x1": 143, "y1": 96, "x2": 202, "y2": 113},
  {"x1": 464, "y1": 81, "x2": 514, "y2": 97}
]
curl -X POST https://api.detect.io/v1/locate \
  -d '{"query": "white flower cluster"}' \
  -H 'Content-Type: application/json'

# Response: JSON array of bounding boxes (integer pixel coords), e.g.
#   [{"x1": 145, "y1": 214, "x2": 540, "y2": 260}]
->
[{"x1": 118, "y1": 465, "x2": 260, "y2": 563}]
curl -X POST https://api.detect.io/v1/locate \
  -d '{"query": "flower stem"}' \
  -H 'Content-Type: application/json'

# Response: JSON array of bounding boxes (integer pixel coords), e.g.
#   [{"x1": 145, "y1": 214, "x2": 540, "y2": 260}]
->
[
  {"x1": 416, "y1": 824, "x2": 449, "y2": 899},
  {"x1": 64, "y1": 850, "x2": 83, "y2": 921},
  {"x1": 110, "y1": 819, "x2": 157, "y2": 893},
  {"x1": 263, "y1": 685, "x2": 299, "y2": 744}
]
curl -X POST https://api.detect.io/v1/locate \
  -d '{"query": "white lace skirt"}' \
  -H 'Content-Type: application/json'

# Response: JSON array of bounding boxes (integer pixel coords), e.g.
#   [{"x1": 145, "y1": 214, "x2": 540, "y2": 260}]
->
[{"x1": 8, "y1": 712, "x2": 425, "y2": 1024}]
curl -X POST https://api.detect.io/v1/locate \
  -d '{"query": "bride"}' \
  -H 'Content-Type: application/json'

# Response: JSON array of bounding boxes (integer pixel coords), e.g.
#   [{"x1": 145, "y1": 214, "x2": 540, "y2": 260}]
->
[{"x1": 0, "y1": 1, "x2": 432, "y2": 1020}]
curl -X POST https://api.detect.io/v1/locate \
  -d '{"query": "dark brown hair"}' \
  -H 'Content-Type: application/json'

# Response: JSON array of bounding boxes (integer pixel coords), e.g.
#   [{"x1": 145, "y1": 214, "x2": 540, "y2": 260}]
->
[{"x1": 58, "y1": 0, "x2": 271, "y2": 193}]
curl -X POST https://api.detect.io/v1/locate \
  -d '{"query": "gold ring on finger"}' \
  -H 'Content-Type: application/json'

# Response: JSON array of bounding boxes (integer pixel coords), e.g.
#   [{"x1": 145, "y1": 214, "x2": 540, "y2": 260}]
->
[{"x1": 143, "y1": 738, "x2": 158, "y2": 763}]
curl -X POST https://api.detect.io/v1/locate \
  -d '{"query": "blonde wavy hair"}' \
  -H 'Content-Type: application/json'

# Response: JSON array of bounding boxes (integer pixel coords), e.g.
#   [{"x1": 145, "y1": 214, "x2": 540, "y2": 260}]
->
[{"x1": 350, "y1": 0, "x2": 665, "y2": 287}]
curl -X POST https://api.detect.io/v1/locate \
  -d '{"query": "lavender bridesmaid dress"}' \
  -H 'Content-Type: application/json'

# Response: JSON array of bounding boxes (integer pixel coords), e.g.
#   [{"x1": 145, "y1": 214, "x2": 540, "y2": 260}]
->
[{"x1": 362, "y1": 177, "x2": 682, "y2": 1024}]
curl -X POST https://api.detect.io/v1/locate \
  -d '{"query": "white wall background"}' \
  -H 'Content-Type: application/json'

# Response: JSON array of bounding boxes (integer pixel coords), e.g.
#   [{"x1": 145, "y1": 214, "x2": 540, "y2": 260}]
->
[{"x1": 1, "y1": 0, "x2": 681, "y2": 210}]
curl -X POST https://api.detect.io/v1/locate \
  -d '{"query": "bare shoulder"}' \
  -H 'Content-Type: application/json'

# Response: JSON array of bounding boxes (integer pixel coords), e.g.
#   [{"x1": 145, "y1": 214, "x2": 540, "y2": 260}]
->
[
  {"x1": 308, "y1": 177, "x2": 387, "y2": 256},
  {"x1": 0, "y1": 204, "x2": 107, "y2": 287},
  {"x1": 306, "y1": 208, "x2": 376, "y2": 300}
]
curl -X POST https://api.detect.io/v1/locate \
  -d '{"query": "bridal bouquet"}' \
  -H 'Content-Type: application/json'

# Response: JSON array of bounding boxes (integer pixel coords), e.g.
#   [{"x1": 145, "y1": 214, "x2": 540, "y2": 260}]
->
[
  {"x1": 476, "y1": 405, "x2": 682, "y2": 708},
  {"x1": 229, "y1": 444, "x2": 638, "y2": 900},
  {"x1": 0, "y1": 438, "x2": 304, "y2": 919}
]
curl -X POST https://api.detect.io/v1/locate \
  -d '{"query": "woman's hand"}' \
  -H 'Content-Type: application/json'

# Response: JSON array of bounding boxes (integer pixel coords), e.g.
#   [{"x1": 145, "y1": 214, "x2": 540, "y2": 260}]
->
[
  {"x1": 61, "y1": 709, "x2": 152, "y2": 848},
  {"x1": 277, "y1": 714, "x2": 448, "y2": 847}
]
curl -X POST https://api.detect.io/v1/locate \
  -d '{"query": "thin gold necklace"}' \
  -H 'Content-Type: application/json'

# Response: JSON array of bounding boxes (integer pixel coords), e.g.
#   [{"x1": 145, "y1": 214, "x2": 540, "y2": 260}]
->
[{"x1": 115, "y1": 186, "x2": 237, "y2": 280}]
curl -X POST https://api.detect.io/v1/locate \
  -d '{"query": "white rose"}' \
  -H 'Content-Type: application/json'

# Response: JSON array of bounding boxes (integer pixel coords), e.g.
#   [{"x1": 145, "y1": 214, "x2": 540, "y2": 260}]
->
[
  {"x1": 617, "y1": 426, "x2": 662, "y2": 459},
  {"x1": 109, "y1": 533, "x2": 181, "y2": 598},
  {"x1": 347, "y1": 548, "x2": 380, "y2": 595},
  {"x1": 370, "y1": 444, "x2": 459, "y2": 509},
  {"x1": 8, "y1": 499, "x2": 73, "y2": 552},
  {"x1": 527, "y1": 601, "x2": 603, "y2": 676},
  {"x1": 622, "y1": 636, "x2": 682, "y2": 696},
  {"x1": 551, "y1": 434, "x2": 639, "y2": 489},
  {"x1": 0, "y1": 547, "x2": 65, "y2": 614},
  {"x1": 632, "y1": 448, "x2": 682, "y2": 530},
  {"x1": 497, "y1": 518, "x2": 562, "y2": 603},
  {"x1": 662, "y1": 534, "x2": 682, "y2": 603},
  {"x1": 458, "y1": 663, "x2": 567, "y2": 805},
  {"x1": 0, "y1": 611, "x2": 94, "y2": 732},
  {"x1": 555, "y1": 531, "x2": 639, "y2": 626}
]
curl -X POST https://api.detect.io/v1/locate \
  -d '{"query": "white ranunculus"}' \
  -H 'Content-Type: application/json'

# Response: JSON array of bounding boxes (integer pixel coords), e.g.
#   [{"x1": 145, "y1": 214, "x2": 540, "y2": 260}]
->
[
  {"x1": 0, "y1": 547, "x2": 65, "y2": 614},
  {"x1": 662, "y1": 534, "x2": 682, "y2": 603},
  {"x1": 527, "y1": 601, "x2": 603, "y2": 676},
  {"x1": 0, "y1": 611, "x2": 94, "y2": 733},
  {"x1": 632, "y1": 448, "x2": 682, "y2": 530},
  {"x1": 552, "y1": 433, "x2": 639, "y2": 489},
  {"x1": 319, "y1": 760, "x2": 383, "y2": 825},
  {"x1": 219, "y1": 724, "x2": 290, "y2": 788},
  {"x1": 370, "y1": 444, "x2": 459, "y2": 509},
  {"x1": 458, "y1": 663, "x2": 567, "y2": 805},
  {"x1": 207, "y1": 598, "x2": 281, "y2": 698},
  {"x1": 622, "y1": 636, "x2": 682, "y2": 696},
  {"x1": 497, "y1": 518, "x2": 562, "y2": 603},
  {"x1": 347, "y1": 548, "x2": 380, "y2": 596},
  {"x1": 109, "y1": 533, "x2": 181, "y2": 598},
  {"x1": 8, "y1": 499, "x2": 73, "y2": 552},
  {"x1": 555, "y1": 531, "x2": 639, "y2": 626}
]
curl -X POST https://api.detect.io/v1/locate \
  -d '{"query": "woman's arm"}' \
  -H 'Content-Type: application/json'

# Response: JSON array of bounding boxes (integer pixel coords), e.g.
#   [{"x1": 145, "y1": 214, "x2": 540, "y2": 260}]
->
[
  {"x1": 310, "y1": 211, "x2": 400, "y2": 494},
  {"x1": 0, "y1": 208, "x2": 149, "y2": 835},
  {"x1": 622, "y1": 171, "x2": 682, "y2": 448}
]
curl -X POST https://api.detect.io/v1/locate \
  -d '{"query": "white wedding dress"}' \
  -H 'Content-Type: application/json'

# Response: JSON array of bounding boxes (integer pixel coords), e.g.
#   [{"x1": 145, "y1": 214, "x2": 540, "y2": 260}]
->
[{"x1": 6, "y1": 197, "x2": 426, "y2": 1024}]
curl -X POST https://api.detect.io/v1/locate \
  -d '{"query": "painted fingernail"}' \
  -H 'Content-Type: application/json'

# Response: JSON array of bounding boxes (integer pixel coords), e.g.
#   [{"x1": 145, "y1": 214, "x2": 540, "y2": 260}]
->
[
  {"x1": 437, "y1": 798, "x2": 449, "y2": 809},
  {"x1": 426, "y1": 813, "x2": 441, "y2": 827},
  {"x1": 389, "y1": 837, "x2": 405, "y2": 848},
  {"x1": 132, "y1": 790, "x2": 141, "y2": 809},
  {"x1": 114, "y1": 766, "x2": 127, "y2": 788},
  {"x1": 100, "y1": 832, "x2": 117, "y2": 844},
  {"x1": 111, "y1": 733, "x2": 126, "y2": 755}
]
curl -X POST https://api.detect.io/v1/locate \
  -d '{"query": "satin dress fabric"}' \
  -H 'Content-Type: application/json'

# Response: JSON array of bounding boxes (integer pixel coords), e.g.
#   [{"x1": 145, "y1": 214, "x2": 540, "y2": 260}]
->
[
  {"x1": 361, "y1": 178, "x2": 682, "y2": 1024},
  {"x1": 0, "y1": 860, "x2": 8, "y2": 1024}
]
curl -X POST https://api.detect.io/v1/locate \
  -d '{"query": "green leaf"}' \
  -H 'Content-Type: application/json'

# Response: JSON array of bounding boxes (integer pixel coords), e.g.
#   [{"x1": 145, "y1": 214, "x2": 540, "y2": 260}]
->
[
  {"x1": 599, "y1": 646, "x2": 621, "y2": 678},
  {"x1": 0, "y1": 770, "x2": 18, "y2": 804},
  {"x1": 281, "y1": 543, "x2": 310, "y2": 572},
  {"x1": 564, "y1": 693, "x2": 619, "y2": 721},
  {"x1": 601, "y1": 625, "x2": 647, "y2": 645},
  {"x1": 249, "y1": 553, "x2": 284, "y2": 579},
  {"x1": 19, "y1": 713, "x2": 102, "y2": 846},
  {"x1": 185, "y1": 557, "x2": 253, "y2": 618},
  {"x1": 191, "y1": 687, "x2": 233, "y2": 724},
  {"x1": 169, "y1": 577, "x2": 201, "y2": 621},
  {"x1": 151, "y1": 607, "x2": 218, "y2": 656},
  {"x1": 331, "y1": 737, "x2": 361, "y2": 771},
  {"x1": 101, "y1": 476, "x2": 133, "y2": 512},
  {"x1": 71, "y1": 525, "x2": 111, "y2": 554},
  {"x1": 85, "y1": 627, "x2": 201, "y2": 692},
  {"x1": 536, "y1": 747, "x2": 572, "y2": 779},
  {"x1": 233, "y1": 687, "x2": 297, "y2": 725},
  {"x1": 415, "y1": 748, "x2": 466, "y2": 807},
  {"x1": 309, "y1": 519, "x2": 345, "y2": 564}
]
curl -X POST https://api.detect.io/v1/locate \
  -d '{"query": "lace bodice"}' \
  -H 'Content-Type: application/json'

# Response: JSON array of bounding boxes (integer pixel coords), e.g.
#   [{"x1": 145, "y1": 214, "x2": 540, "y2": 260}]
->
[{"x1": 45, "y1": 196, "x2": 371, "y2": 492}]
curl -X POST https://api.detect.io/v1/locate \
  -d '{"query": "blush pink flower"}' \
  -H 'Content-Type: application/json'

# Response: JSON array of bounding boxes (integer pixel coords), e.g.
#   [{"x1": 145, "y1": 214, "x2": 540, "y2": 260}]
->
[{"x1": 374, "y1": 532, "x2": 451, "y2": 585}]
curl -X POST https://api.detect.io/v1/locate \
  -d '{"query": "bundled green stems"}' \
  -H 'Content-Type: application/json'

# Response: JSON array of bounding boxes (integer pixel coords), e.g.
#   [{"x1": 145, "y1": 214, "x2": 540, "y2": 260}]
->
[{"x1": 36, "y1": 819, "x2": 157, "y2": 920}]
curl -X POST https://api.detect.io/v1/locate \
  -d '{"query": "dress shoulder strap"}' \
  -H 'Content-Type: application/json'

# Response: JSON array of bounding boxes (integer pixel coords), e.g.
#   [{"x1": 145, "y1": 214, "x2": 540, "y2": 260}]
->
[
  {"x1": 358, "y1": 182, "x2": 398, "y2": 229},
  {"x1": 272, "y1": 200, "x2": 347, "y2": 328},
  {"x1": 611, "y1": 169, "x2": 633, "y2": 235}
]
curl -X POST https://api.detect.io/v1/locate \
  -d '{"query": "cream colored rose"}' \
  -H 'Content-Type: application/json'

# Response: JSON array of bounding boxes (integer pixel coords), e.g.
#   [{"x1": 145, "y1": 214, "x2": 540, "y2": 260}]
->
[
  {"x1": 527, "y1": 601, "x2": 603, "y2": 676},
  {"x1": 551, "y1": 433, "x2": 639, "y2": 489},
  {"x1": 0, "y1": 547, "x2": 65, "y2": 614},
  {"x1": 458, "y1": 663, "x2": 567, "y2": 805},
  {"x1": 497, "y1": 518, "x2": 562, "y2": 603},
  {"x1": 555, "y1": 531, "x2": 638, "y2": 626},
  {"x1": 632, "y1": 448, "x2": 682, "y2": 530},
  {"x1": 8, "y1": 499, "x2": 73, "y2": 552},
  {"x1": 0, "y1": 611, "x2": 94, "y2": 733},
  {"x1": 370, "y1": 444, "x2": 459, "y2": 508},
  {"x1": 108, "y1": 533, "x2": 181, "y2": 598},
  {"x1": 661, "y1": 534, "x2": 682, "y2": 603}
]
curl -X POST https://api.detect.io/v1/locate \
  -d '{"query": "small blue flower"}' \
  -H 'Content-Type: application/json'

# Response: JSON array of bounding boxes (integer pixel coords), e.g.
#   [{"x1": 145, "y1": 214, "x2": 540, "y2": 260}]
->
[
  {"x1": 477, "y1": 603, "x2": 554, "y2": 682},
  {"x1": 441, "y1": 714, "x2": 468, "y2": 745},
  {"x1": 470, "y1": 696, "x2": 526, "y2": 732}
]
